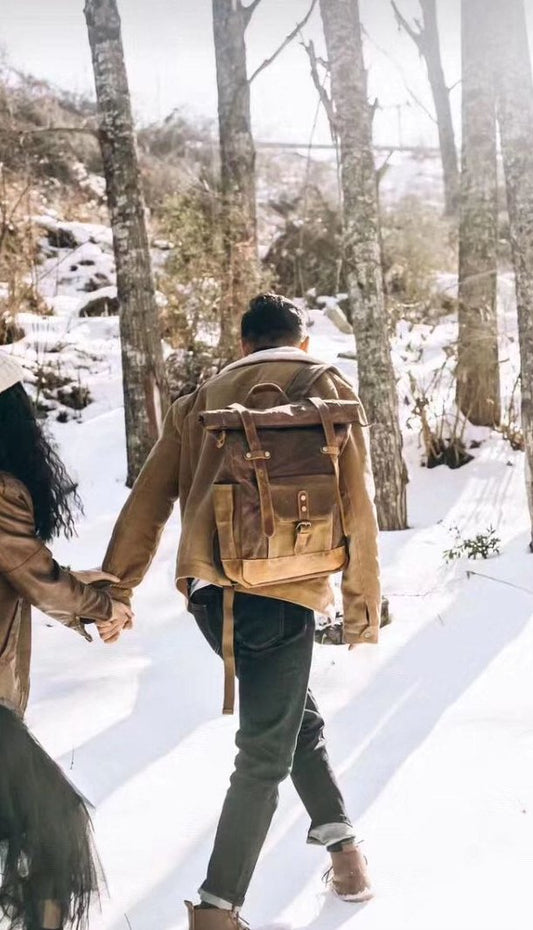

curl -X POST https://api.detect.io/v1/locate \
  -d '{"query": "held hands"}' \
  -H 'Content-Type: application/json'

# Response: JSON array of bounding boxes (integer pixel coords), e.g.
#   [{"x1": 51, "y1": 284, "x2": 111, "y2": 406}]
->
[
  {"x1": 71, "y1": 568, "x2": 134, "y2": 644},
  {"x1": 96, "y1": 599, "x2": 134, "y2": 644}
]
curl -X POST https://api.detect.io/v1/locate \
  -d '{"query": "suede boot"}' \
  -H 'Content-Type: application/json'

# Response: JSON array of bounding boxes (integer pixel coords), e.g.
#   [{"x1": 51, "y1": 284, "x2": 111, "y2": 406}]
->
[
  {"x1": 327, "y1": 845, "x2": 373, "y2": 902},
  {"x1": 184, "y1": 901, "x2": 249, "y2": 930}
]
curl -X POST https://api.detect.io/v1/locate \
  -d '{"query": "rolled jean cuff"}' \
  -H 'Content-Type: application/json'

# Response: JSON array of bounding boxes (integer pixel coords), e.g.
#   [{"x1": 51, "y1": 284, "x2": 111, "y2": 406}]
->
[
  {"x1": 198, "y1": 887, "x2": 234, "y2": 911},
  {"x1": 307, "y1": 821, "x2": 356, "y2": 847}
]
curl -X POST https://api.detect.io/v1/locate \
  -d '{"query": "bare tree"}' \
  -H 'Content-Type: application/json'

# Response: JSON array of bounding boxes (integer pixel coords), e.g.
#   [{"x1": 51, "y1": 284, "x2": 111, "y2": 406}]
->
[
  {"x1": 456, "y1": 0, "x2": 500, "y2": 426},
  {"x1": 491, "y1": 0, "x2": 533, "y2": 547},
  {"x1": 392, "y1": 0, "x2": 459, "y2": 215},
  {"x1": 84, "y1": 0, "x2": 168, "y2": 487},
  {"x1": 212, "y1": 0, "x2": 318, "y2": 360},
  {"x1": 319, "y1": 0, "x2": 408, "y2": 530},
  {"x1": 212, "y1": 0, "x2": 261, "y2": 360}
]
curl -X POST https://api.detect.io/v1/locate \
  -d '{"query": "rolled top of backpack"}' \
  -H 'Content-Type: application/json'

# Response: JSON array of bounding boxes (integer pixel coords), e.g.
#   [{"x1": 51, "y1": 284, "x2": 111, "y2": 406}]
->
[{"x1": 199, "y1": 399, "x2": 366, "y2": 431}]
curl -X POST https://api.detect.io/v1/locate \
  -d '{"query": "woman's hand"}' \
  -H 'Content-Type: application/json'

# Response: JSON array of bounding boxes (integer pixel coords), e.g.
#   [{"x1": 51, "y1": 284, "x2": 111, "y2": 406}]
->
[
  {"x1": 70, "y1": 569, "x2": 121, "y2": 586},
  {"x1": 95, "y1": 599, "x2": 134, "y2": 644}
]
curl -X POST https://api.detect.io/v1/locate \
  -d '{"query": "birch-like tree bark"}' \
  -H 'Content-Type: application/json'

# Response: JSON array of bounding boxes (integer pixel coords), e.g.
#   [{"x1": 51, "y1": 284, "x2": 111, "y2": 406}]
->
[
  {"x1": 392, "y1": 0, "x2": 459, "y2": 216},
  {"x1": 319, "y1": 0, "x2": 408, "y2": 530},
  {"x1": 212, "y1": 0, "x2": 260, "y2": 360},
  {"x1": 84, "y1": 0, "x2": 168, "y2": 487},
  {"x1": 492, "y1": 0, "x2": 533, "y2": 547},
  {"x1": 456, "y1": 0, "x2": 500, "y2": 426}
]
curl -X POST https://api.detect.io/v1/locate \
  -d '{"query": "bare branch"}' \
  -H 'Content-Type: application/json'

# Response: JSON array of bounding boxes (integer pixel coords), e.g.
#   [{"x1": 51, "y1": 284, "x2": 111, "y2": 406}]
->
[
  {"x1": 391, "y1": 1, "x2": 425, "y2": 53},
  {"x1": 377, "y1": 149, "x2": 394, "y2": 186},
  {"x1": 405, "y1": 85, "x2": 436, "y2": 123},
  {"x1": 447, "y1": 77, "x2": 462, "y2": 95},
  {"x1": 302, "y1": 38, "x2": 337, "y2": 141},
  {"x1": 248, "y1": 0, "x2": 318, "y2": 83},
  {"x1": 243, "y1": 0, "x2": 263, "y2": 29},
  {"x1": 362, "y1": 24, "x2": 436, "y2": 123}
]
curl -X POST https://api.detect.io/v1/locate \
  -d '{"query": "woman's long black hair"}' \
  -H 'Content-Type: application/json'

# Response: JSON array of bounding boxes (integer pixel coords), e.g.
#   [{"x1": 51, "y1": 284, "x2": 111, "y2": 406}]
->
[{"x1": 0, "y1": 382, "x2": 81, "y2": 542}]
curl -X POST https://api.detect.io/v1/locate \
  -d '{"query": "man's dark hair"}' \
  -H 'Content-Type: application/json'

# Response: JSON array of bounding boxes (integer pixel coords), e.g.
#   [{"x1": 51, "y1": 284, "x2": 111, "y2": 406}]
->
[{"x1": 240, "y1": 293, "x2": 307, "y2": 350}]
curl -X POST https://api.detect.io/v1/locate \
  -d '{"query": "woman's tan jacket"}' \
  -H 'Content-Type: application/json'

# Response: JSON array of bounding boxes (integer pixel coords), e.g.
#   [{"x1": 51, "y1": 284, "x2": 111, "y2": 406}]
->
[{"x1": 0, "y1": 473, "x2": 112, "y2": 715}]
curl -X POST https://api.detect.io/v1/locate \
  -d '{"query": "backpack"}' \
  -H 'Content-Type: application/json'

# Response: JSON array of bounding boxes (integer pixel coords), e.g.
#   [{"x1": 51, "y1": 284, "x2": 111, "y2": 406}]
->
[{"x1": 199, "y1": 363, "x2": 366, "y2": 713}]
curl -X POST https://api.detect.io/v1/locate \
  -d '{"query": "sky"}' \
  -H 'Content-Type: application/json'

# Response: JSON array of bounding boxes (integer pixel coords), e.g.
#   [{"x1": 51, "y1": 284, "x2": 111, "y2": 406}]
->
[{"x1": 0, "y1": 0, "x2": 529, "y2": 149}]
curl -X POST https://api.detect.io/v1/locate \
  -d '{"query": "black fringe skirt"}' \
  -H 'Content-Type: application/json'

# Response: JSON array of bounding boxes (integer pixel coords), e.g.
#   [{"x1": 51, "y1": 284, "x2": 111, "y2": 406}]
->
[{"x1": 0, "y1": 704, "x2": 103, "y2": 930}]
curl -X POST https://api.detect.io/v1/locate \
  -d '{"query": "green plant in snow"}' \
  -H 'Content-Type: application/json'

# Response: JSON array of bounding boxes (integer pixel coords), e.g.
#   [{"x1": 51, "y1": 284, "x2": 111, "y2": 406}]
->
[{"x1": 443, "y1": 525, "x2": 501, "y2": 562}]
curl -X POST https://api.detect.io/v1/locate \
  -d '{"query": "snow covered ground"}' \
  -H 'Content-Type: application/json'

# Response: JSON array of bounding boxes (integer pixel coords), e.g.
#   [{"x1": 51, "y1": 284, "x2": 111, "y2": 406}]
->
[{"x1": 3, "y1": 222, "x2": 533, "y2": 930}]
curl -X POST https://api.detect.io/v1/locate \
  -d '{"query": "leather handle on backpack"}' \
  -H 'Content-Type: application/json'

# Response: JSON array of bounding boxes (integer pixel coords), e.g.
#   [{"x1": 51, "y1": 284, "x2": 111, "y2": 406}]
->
[
  {"x1": 244, "y1": 383, "x2": 290, "y2": 406},
  {"x1": 231, "y1": 404, "x2": 276, "y2": 538}
]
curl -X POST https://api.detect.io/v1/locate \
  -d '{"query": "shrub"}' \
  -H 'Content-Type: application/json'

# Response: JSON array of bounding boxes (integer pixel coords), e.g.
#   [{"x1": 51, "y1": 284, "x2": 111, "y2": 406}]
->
[
  {"x1": 264, "y1": 186, "x2": 344, "y2": 298},
  {"x1": 444, "y1": 526, "x2": 501, "y2": 562},
  {"x1": 381, "y1": 196, "x2": 457, "y2": 308}
]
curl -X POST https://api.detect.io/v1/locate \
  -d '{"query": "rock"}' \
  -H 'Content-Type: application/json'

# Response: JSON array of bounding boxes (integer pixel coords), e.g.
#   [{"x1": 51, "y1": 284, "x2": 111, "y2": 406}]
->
[
  {"x1": 35, "y1": 217, "x2": 80, "y2": 251},
  {"x1": 82, "y1": 272, "x2": 114, "y2": 293},
  {"x1": 316, "y1": 296, "x2": 353, "y2": 335},
  {"x1": 56, "y1": 384, "x2": 92, "y2": 410},
  {"x1": 152, "y1": 238, "x2": 174, "y2": 250},
  {"x1": 77, "y1": 286, "x2": 119, "y2": 317}
]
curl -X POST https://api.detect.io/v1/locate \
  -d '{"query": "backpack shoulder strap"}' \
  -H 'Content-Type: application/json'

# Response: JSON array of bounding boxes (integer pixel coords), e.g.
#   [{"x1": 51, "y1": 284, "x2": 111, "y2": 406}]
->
[{"x1": 284, "y1": 363, "x2": 334, "y2": 400}]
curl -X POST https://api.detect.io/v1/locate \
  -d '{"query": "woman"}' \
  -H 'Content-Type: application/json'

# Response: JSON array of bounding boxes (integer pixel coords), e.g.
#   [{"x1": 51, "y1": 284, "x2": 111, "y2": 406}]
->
[{"x1": 0, "y1": 352, "x2": 132, "y2": 930}]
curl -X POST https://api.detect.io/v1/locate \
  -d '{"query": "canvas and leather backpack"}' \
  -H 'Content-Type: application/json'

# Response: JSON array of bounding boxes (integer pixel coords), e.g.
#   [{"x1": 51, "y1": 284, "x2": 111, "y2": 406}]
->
[{"x1": 199, "y1": 363, "x2": 367, "y2": 712}]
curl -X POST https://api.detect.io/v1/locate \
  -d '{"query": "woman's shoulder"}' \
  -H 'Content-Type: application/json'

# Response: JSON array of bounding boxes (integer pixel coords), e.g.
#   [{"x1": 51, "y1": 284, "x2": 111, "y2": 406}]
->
[{"x1": 0, "y1": 472, "x2": 33, "y2": 512}]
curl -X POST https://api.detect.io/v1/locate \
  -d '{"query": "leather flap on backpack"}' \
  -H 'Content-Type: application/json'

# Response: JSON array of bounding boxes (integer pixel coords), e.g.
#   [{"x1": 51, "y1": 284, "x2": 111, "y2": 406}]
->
[
  {"x1": 200, "y1": 399, "x2": 365, "y2": 431},
  {"x1": 239, "y1": 546, "x2": 348, "y2": 587}
]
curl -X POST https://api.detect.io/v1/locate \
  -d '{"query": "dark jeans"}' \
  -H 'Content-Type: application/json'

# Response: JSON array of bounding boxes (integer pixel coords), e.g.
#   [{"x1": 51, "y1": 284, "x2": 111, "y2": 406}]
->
[{"x1": 189, "y1": 586, "x2": 354, "y2": 909}]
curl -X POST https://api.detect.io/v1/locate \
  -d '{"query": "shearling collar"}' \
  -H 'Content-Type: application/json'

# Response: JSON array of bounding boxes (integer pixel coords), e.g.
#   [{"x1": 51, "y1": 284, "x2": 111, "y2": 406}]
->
[{"x1": 222, "y1": 347, "x2": 326, "y2": 373}]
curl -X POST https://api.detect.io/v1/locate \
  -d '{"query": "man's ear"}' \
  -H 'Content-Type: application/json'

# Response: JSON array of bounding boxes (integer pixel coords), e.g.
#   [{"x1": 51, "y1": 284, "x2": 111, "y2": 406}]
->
[
  {"x1": 241, "y1": 339, "x2": 253, "y2": 357},
  {"x1": 300, "y1": 335, "x2": 310, "y2": 353}
]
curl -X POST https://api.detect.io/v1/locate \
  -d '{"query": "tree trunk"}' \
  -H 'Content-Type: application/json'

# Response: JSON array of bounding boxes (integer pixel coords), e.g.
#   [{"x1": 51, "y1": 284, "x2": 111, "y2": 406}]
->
[
  {"x1": 456, "y1": 0, "x2": 500, "y2": 427},
  {"x1": 84, "y1": 0, "x2": 168, "y2": 487},
  {"x1": 392, "y1": 0, "x2": 459, "y2": 216},
  {"x1": 212, "y1": 0, "x2": 260, "y2": 361},
  {"x1": 420, "y1": 0, "x2": 459, "y2": 215},
  {"x1": 319, "y1": 0, "x2": 408, "y2": 531},
  {"x1": 492, "y1": 0, "x2": 533, "y2": 548}
]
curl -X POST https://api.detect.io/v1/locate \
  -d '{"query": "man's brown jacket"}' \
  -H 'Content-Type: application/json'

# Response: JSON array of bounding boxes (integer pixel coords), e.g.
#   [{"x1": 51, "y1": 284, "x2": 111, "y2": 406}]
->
[{"x1": 103, "y1": 348, "x2": 382, "y2": 645}]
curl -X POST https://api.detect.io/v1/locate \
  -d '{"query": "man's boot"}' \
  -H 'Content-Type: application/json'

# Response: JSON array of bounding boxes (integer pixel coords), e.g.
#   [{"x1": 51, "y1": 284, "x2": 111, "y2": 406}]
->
[
  {"x1": 185, "y1": 902, "x2": 249, "y2": 930},
  {"x1": 326, "y1": 845, "x2": 373, "y2": 902}
]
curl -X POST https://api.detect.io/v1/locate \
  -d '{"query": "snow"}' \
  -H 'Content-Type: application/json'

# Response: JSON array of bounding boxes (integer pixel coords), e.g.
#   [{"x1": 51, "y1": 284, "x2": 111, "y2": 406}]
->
[{"x1": 4, "y1": 220, "x2": 533, "y2": 930}]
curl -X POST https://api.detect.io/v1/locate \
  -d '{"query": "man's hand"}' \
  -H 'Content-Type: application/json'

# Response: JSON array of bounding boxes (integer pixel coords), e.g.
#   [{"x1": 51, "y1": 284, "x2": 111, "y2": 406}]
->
[
  {"x1": 70, "y1": 569, "x2": 121, "y2": 585},
  {"x1": 96, "y1": 600, "x2": 134, "y2": 644}
]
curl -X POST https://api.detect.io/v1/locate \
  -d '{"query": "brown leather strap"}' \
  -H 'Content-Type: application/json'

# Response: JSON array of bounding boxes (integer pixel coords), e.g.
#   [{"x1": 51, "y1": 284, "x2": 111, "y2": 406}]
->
[
  {"x1": 310, "y1": 396, "x2": 349, "y2": 537},
  {"x1": 231, "y1": 403, "x2": 275, "y2": 538},
  {"x1": 222, "y1": 587, "x2": 236, "y2": 715},
  {"x1": 285, "y1": 363, "x2": 333, "y2": 401}
]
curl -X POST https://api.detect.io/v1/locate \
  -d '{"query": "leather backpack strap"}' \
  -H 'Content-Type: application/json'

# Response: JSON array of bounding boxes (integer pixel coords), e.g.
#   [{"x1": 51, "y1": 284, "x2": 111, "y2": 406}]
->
[
  {"x1": 222, "y1": 587, "x2": 236, "y2": 715},
  {"x1": 284, "y1": 363, "x2": 334, "y2": 401},
  {"x1": 309, "y1": 396, "x2": 349, "y2": 537},
  {"x1": 231, "y1": 403, "x2": 275, "y2": 538}
]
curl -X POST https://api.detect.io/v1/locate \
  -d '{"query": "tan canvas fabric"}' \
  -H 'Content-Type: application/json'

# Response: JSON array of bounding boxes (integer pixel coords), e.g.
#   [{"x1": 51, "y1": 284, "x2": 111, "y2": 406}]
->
[
  {"x1": 103, "y1": 349, "x2": 382, "y2": 645},
  {"x1": 0, "y1": 473, "x2": 113, "y2": 715}
]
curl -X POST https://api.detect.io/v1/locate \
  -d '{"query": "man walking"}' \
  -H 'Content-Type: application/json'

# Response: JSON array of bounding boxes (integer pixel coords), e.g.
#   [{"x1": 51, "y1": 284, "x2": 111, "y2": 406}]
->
[{"x1": 102, "y1": 294, "x2": 381, "y2": 928}]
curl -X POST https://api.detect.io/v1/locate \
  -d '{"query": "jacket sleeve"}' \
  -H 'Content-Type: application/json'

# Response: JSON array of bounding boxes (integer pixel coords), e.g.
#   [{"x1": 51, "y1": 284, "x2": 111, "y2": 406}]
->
[
  {"x1": 0, "y1": 478, "x2": 113, "y2": 628},
  {"x1": 102, "y1": 403, "x2": 182, "y2": 604},
  {"x1": 324, "y1": 372, "x2": 382, "y2": 644},
  {"x1": 338, "y1": 408, "x2": 382, "y2": 643}
]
